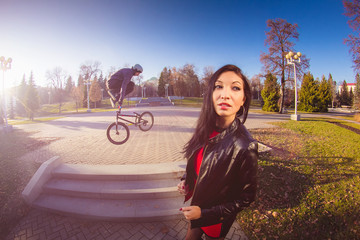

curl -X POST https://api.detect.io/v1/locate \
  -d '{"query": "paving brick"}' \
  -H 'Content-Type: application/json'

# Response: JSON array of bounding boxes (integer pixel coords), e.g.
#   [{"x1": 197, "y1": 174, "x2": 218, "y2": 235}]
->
[{"x1": 6, "y1": 107, "x2": 260, "y2": 240}]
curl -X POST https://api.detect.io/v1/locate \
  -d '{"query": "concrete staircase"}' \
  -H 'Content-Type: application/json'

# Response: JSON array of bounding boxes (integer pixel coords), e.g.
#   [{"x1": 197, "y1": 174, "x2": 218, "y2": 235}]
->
[
  {"x1": 136, "y1": 97, "x2": 173, "y2": 107},
  {"x1": 22, "y1": 157, "x2": 188, "y2": 221}
]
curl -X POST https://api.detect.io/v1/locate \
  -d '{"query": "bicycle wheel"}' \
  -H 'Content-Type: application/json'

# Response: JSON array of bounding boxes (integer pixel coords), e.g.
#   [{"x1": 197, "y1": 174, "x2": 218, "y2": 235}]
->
[
  {"x1": 106, "y1": 122, "x2": 130, "y2": 145},
  {"x1": 138, "y1": 111, "x2": 154, "y2": 131}
]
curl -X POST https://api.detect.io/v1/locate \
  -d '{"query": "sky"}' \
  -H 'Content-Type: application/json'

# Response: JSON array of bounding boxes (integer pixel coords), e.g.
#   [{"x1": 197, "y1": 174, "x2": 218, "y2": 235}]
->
[{"x1": 0, "y1": 0, "x2": 355, "y2": 92}]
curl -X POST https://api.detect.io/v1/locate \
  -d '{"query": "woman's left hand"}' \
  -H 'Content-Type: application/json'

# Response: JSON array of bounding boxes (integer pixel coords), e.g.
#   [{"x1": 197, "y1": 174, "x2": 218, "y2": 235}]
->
[{"x1": 180, "y1": 206, "x2": 201, "y2": 220}]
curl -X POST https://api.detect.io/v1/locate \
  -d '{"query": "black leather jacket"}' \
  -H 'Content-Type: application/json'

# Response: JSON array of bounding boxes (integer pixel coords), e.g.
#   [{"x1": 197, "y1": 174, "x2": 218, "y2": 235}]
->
[{"x1": 184, "y1": 117, "x2": 258, "y2": 237}]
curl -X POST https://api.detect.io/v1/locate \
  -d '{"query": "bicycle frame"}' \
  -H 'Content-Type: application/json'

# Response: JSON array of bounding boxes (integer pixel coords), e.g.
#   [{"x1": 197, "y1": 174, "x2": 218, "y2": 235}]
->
[{"x1": 115, "y1": 106, "x2": 142, "y2": 127}]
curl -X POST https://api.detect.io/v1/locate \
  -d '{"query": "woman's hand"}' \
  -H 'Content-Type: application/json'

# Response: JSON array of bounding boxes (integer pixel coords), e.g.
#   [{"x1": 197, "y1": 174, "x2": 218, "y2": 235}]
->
[
  {"x1": 177, "y1": 180, "x2": 189, "y2": 195},
  {"x1": 180, "y1": 206, "x2": 201, "y2": 220}
]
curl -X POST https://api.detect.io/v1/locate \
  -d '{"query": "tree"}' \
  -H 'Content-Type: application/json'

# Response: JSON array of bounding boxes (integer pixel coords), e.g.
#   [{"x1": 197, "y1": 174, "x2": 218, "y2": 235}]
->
[
  {"x1": 350, "y1": 88, "x2": 355, "y2": 106},
  {"x1": 80, "y1": 61, "x2": 101, "y2": 109},
  {"x1": 250, "y1": 74, "x2": 262, "y2": 100},
  {"x1": 318, "y1": 75, "x2": 332, "y2": 112},
  {"x1": 46, "y1": 67, "x2": 67, "y2": 113},
  {"x1": 179, "y1": 64, "x2": 200, "y2": 97},
  {"x1": 171, "y1": 67, "x2": 187, "y2": 97},
  {"x1": 340, "y1": 80, "x2": 352, "y2": 106},
  {"x1": 328, "y1": 74, "x2": 337, "y2": 108},
  {"x1": 298, "y1": 72, "x2": 320, "y2": 112},
  {"x1": 71, "y1": 86, "x2": 84, "y2": 112},
  {"x1": 64, "y1": 76, "x2": 74, "y2": 97},
  {"x1": 261, "y1": 18, "x2": 310, "y2": 113},
  {"x1": 344, "y1": 0, "x2": 360, "y2": 72},
  {"x1": 89, "y1": 77, "x2": 102, "y2": 108},
  {"x1": 354, "y1": 73, "x2": 360, "y2": 109},
  {"x1": 16, "y1": 75, "x2": 27, "y2": 117},
  {"x1": 25, "y1": 71, "x2": 40, "y2": 120},
  {"x1": 158, "y1": 67, "x2": 171, "y2": 97},
  {"x1": 201, "y1": 66, "x2": 214, "y2": 96},
  {"x1": 261, "y1": 73, "x2": 280, "y2": 112}
]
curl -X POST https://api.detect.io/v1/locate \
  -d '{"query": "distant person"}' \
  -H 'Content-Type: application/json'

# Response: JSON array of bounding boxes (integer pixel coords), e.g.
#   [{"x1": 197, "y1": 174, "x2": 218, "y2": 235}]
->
[
  {"x1": 106, "y1": 64, "x2": 143, "y2": 107},
  {"x1": 177, "y1": 64, "x2": 258, "y2": 240}
]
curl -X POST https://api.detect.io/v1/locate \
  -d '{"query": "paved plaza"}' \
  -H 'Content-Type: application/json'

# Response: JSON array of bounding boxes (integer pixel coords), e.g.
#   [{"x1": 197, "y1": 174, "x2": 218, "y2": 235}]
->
[{"x1": 4, "y1": 106, "x2": 303, "y2": 240}]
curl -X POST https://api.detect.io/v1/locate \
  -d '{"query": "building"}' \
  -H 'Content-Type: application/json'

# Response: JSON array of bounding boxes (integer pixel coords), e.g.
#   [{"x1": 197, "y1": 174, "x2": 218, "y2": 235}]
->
[{"x1": 338, "y1": 83, "x2": 356, "y2": 93}]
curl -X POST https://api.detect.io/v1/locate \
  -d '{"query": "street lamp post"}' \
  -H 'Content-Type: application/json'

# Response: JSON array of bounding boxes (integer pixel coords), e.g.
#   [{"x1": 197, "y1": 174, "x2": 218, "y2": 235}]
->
[
  {"x1": 285, "y1": 51, "x2": 302, "y2": 121},
  {"x1": 0, "y1": 56, "x2": 13, "y2": 132}
]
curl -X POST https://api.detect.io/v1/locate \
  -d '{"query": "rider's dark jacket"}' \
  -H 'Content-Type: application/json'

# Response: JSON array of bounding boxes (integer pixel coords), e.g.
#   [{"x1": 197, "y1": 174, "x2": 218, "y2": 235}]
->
[{"x1": 183, "y1": 117, "x2": 258, "y2": 237}]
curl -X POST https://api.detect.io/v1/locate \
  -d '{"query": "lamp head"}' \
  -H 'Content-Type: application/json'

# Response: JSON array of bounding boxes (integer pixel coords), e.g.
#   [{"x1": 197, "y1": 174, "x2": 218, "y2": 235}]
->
[{"x1": 297, "y1": 52, "x2": 302, "y2": 57}]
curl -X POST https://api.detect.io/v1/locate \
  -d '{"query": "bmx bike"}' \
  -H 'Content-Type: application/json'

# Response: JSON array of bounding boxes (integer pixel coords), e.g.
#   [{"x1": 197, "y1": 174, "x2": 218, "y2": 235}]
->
[{"x1": 106, "y1": 105, "x2": 154, "y2": 145}]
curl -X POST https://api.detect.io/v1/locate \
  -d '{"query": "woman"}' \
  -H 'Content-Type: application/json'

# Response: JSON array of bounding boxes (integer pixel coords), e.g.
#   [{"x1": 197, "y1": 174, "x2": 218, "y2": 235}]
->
[{"x1": 178, "y1": 64, "x2": 258, "y2": 240}]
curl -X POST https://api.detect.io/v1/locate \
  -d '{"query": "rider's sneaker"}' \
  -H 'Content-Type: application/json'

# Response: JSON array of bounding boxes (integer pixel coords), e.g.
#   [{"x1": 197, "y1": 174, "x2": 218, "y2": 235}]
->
[{"x1": 110, "y1": 98, "x2": 115, "y2": 108}]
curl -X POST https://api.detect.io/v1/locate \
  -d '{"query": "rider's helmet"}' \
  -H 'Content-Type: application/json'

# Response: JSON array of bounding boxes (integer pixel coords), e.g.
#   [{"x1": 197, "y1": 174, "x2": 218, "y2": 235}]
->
[{"x1": 132, "y1": 64, "x2": 143, "y2": 73}]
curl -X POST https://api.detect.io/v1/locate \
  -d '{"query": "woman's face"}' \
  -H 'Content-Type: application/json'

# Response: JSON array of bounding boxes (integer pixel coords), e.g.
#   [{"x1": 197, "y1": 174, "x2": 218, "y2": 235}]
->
[{"x1": 212, "y1": 71, "x2": 246, "y2": 126}]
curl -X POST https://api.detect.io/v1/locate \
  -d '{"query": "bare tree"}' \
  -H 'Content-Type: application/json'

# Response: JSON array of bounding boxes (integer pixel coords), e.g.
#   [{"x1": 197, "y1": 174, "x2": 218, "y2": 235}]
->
[
  {"x1": 89, "y1": 77, "x2": 102, "y2": 108},
  {"x1": 250, "y1": 74, "x2": 262, "y2": 100},
  {"x1": 344, "y1": 0, "x2": 360, "y2": 72},
  {"x1": 201, "y1": 66, "x2": 214, "y2": 96},
  {"x1": 46, "y1": 67, "x2": 67, "y2": 113},
  {"x1": 261, "y1": 18, "x2": 309, "y2": 113},
  {"x1": 71, "y1": 85, "x2": 84, "y2": 112},
  {"x1": 80, "y1": 61, "x2": 101, "y2": 110}
]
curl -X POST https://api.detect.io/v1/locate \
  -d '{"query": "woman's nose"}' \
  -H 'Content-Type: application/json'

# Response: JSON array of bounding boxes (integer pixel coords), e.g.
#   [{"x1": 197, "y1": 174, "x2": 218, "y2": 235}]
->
[{"x1": 220, "y1": 88, "x2": 230, "y2": 99}]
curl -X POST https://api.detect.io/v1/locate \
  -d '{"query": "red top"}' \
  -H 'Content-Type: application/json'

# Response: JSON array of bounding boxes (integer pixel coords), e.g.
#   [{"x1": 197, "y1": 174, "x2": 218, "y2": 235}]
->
[{"x1": 194, "y1": 130, "x2": 222, "y2": 238}]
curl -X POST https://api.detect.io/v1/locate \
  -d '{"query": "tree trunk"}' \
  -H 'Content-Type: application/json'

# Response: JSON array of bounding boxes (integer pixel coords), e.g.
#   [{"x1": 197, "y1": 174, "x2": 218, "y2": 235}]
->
[{"x1": 279, "y1": 76, "x2": 285, "y2": 113}]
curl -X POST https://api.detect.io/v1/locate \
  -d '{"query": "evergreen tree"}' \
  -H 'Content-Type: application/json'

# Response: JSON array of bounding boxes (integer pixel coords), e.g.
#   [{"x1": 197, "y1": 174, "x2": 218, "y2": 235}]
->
[
  {"x1": 98, "y1": 73, "x2": 106, "y2": 93},
  {"x1": 16, "y1": 75, "x2": 28, "y2": 117},
  {"x1": 25, "y1": 71, "x2": 40, "y2": 120},
  {"x1": 298, "y1": 72, "x2": 320, "y2": 112},
  {"x1": 261, "y1": 73, "x2": 280, "y2": 112},
  {"x1": 318, "y1": 75, "x2": 331, "y2": 112},
  {"x1": 64, "y1": 76, "x2": 74, "y2": 97},
  {"x1": 340, "y1": 80, "x2": 351, "y2": 106},
  {"x1": 89, "y1": 76, "x2": 102, "y2": 108},
  {"x1": 158, "y1": 68, "x2": 167, "y2": 97},
  {"x1": 328, "y1": 74, "x2": 336, "y2": 108},
  {"x1": 354, "y1": 73, "x2": 360, "y2": 109},
  {"x1": 350, "y1": 88, "x2": 354, "y2": 106},
  {"x1": 158, "y1": 67, "x2": 172, "y2": 97}
]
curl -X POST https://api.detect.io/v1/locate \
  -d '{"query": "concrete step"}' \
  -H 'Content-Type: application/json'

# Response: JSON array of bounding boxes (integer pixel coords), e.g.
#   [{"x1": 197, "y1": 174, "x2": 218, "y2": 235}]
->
[
  {"x1": 140, "y1": 97, "x2": 171, "y2": 103},
  {"x1": 52, "y1": 162, "x2": 186, "y2": 181},
  {"x1": 24, "y1": 159, "x2": 188, "y2": 221},
  {"x1": 33, "y1": 193, "x2": 186, "y2": 221},
  {"x1": 43, "y1": 178, "x2": 180, "y2": 199}
]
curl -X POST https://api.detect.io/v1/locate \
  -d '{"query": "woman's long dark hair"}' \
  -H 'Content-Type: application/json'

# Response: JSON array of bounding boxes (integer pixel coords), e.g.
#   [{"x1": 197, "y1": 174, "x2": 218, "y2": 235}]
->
[{"x1": 183, "y1": 64, "x2": 252, "y2": 159}]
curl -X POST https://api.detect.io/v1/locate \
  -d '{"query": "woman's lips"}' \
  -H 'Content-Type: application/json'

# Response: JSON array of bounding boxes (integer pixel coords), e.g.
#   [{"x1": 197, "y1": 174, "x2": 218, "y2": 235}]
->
[{"x1": 219, "y1": 103, "x2": 231, "y2": 110}]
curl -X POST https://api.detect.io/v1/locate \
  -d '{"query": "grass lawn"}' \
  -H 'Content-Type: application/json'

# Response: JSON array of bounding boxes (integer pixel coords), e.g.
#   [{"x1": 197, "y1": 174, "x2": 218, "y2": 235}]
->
[{"x1": 242, "y1": 119, "x2": 360, "y2": 239}]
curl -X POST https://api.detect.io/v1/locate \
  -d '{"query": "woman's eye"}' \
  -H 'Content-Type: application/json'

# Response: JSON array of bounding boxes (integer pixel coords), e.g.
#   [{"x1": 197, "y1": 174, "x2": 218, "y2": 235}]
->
[
  {"x1": 233, "y1": 86, "x2": 241, "y2": 91},
  {"x1": 214, "y1": 85, "x2": 223, "y2": 89}
]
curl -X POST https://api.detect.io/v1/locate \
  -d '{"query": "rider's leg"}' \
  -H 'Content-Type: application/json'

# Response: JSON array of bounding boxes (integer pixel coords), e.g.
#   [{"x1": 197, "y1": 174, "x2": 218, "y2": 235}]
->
[
  {"x1": 125, "y1": 82, "x2": 135, "y2": 96},
  {"x1": 107, "y1": 89, "x2": 118, "y2": 101}
]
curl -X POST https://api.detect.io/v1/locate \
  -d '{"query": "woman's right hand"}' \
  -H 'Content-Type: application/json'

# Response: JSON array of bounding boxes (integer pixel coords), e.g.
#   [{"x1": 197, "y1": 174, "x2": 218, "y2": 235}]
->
[{"x1": 177, "y1": 180, "x2": 189, "y2": 195}]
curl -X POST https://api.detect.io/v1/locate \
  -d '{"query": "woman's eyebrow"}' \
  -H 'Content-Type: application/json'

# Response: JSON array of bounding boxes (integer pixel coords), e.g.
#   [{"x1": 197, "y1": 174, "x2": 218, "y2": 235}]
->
[{"x1": 232, "y1": 81, "x2": 243, "y2": 85}]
